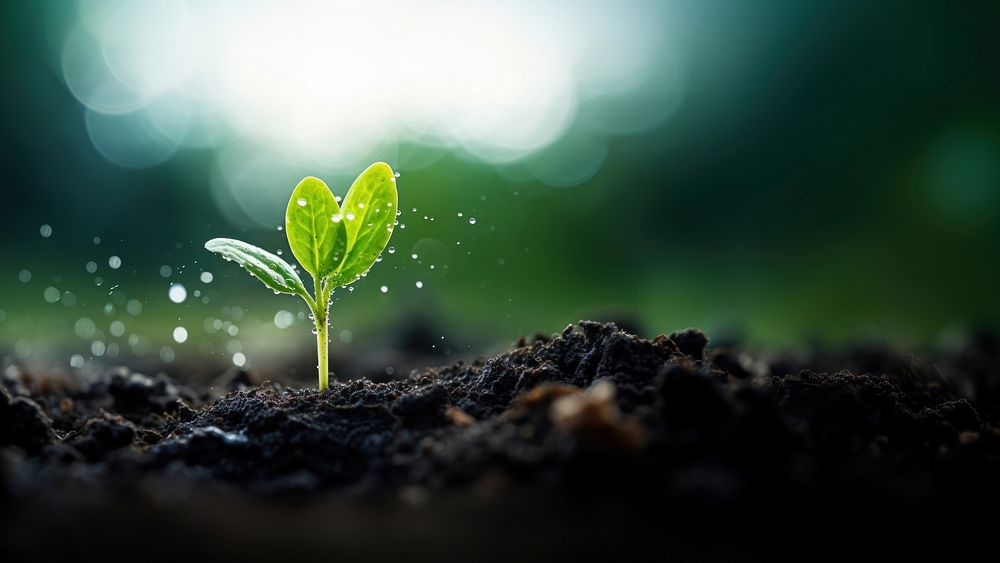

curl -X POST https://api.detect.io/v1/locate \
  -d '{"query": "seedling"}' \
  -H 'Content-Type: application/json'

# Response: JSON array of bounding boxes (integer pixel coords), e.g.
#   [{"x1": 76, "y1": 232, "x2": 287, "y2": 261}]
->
[{"x1": 205, "y1": 162, "x2": 399, "y2": 390}]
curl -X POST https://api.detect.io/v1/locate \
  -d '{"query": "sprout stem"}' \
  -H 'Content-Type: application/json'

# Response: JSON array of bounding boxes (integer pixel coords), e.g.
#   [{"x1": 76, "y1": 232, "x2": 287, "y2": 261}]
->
[
  {"x1": 316, "y1": 307, "x2": 329, "y2": 391},
  {"x1": 312, "y1": 277, "x2": 332, "y2": 391}
]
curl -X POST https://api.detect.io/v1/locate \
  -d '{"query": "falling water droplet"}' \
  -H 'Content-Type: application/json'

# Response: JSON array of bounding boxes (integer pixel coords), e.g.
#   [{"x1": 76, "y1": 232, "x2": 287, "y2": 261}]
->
[
  {"x1": 172, "y1": 326, "x2": 188, "y2": 343},
  {"x1": 168, "y1": 283, "x2": 187, "y2": 304}
]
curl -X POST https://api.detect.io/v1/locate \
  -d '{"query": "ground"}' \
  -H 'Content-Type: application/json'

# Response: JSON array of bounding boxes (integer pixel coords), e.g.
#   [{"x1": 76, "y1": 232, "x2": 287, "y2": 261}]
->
[{"x1": 2, "y1": 322, "x2": 998, "y2": 560}]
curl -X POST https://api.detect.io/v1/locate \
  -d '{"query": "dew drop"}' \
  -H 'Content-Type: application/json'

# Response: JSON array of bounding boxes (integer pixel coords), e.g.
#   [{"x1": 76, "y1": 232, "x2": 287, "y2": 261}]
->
[
  {"x1": 277, "y1": 225, "x2": 283, "y2": 231},
  {"x1": 387, "y1": 246, "x2": 396, "y2": 254},
  {"x1": 346, "y1": 213, "x2": 356, "y2": 221},
  {"x1": 332, "y1": 214, "x2": 343, "y2": 222},
  {"x1": 108, "y1": 255, "x2": 122, "y2": 270},
  {"x1": 200, "y1": 271, "x2": 213, "y2": 283},
  {"x1": 39, "y1": 224, "x2": 52, "y2": 238},
  {"x1": 457, "y1": 212, "x2": 464, "y2": 217},
  {"x1": 232, "y1": 352, "x2": 246, "y2": 367},
  {"x1": 415, "y1": 281, "x2": 423, "y2": 289},
  {"x1": 394, "y1": 172, "x2": 400, "y2": 178},
  {"x1": 468, "y1": 218, "x2": 477, "y2": 225},
  {"x1": 380, "y1": 285, "x2": 388, "y2": 294},
  {"x1": 296, "y1": 198, "x2": 307, "y2": 206},
  {"x1": 357, "y1": 203, "x2": 365, "y2": 209}
]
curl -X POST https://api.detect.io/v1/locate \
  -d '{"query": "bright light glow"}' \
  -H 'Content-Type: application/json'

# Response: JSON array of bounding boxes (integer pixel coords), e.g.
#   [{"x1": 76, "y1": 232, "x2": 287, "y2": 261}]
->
[{"x1": 57, "y1": 0, "x2": 683, "y2": 220}]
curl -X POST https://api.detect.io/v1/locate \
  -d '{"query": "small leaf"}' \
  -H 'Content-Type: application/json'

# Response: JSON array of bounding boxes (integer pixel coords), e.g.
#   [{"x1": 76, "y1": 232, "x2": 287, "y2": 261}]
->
[
  {"x1": 285, "y1": 177, "x2": 348, "y2": 279},
  {"x1": 205, "y1": 238, "x2": 307, "y2": 296},
  {"x1": 334, "y1": 162, "x2": 399, "y2": 286}
]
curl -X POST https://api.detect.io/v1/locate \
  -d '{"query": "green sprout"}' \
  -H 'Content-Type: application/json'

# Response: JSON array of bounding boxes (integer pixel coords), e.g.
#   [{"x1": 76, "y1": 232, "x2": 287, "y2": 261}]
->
[{"x1": 205, "y1": 162, "x2": 399, "y2": 390}]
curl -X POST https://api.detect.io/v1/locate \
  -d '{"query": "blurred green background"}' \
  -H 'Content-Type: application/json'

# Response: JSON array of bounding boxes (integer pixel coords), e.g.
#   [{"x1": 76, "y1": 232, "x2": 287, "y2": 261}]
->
[{"x1": 2, "y1": 0, "x2": 999, "y2": 381}]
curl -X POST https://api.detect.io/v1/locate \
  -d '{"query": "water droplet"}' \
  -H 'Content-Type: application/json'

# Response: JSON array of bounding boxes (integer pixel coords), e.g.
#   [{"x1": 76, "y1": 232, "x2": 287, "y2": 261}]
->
[
  {"x1": 168, "y1": 283, "x2": 187, "y2": 304},
  {"x1": 380, "y1": 285, "x2": 388, "y2": 294},
  {"x1": 394, "y1": 172, "x2": 401, "y2": 178},
  {"x1": 43, "y1": 287, "x2": 60, "y2": 303},
  {"x1": 70, "y1": 354, "x2": 85, "y2": 368},
  {"x1": 108, "y1": 255, "x2": 122, "y2": 270},
  {"x1": 358, "y1": 203, "x2": 365, "y2": 209},
  {"x1": 411, "y1": 253, "x2": 418, "y2": 259},
  {"x1": 346, "y1": 213, "x2": 356, "y2": 221},
  {"x1": 200, "y1": 271, "x2": 214, "y2": 283},
  {"x1": 457, "y1": 212, "x2": 464, "y2": 217},
  {"x1": 232, "y1": 352, "x2": 246, "y2": 367},
  {"x1": 276, "y1": 249, "x2": 283, "y2": 255},
  {"x1": 39, "y1": 224, "x2": 52, "y2": 238},
  {"x1": 387, "y1": 246, "x2": 396, "y2": 254},
  {"x1": 332, "y1": 214, "x2": 343, "y2": 222},
  {"x1": 159, "y1": 265, "x2": 172, "y2": 278},
  {"x1": 85, "y1": 261, "x2": 98, "y2": 274},
  {"x1": 277, "y1": 225, "x2": 283, "y2": 231},
  {"x1": 74, "y1": 318, "x2": 96, "y2": 339},
  {"x1": 18, "y1": 269, "x2": 31, "y2": 283},
  {"x1": 274, "y1": 310, "x2": 294, "y2": 329},
  {"x1": 415, "y1": 281, "x2": 423, "y2": 289},
  {"x1": 399, "y1": 223, "x2": 406, "y2": 229},
  {"x1": 172, "y1": 326, "x2": 188, "y2": 343},
  {"x1": 92, "y1": 236, "x2": 101, "y2": 245},
  {"x1": 296, "y1": 198, "x2": 308, "y2": 206},
  {"x1": 160, "y1": 346, "x2": 175, "y2": 363},
  {"x1": 468, "y1": 218, "x2": 477, "y2": 225},
  {"x1": 126, "y1": 299, "x2": 142, "y2": 316}
]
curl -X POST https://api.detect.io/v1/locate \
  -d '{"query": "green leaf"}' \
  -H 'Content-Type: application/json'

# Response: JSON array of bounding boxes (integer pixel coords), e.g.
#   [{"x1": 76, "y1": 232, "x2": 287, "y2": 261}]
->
[
  {"x1": 334, "y1": 162, "x2": 399, "y2": 286},
  {"x1": 204, "y1": 238, "x2": 307, "y2": 297},
  {"x1": 285, "y1": 176, "x2": 348, "y2": 279}
]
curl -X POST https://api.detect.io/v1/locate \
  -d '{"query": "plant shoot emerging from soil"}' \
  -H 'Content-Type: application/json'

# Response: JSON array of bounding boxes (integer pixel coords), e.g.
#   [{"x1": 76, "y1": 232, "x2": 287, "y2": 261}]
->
[{"x1": 205, "y1": 162, "x2": 399, "y2": 390}]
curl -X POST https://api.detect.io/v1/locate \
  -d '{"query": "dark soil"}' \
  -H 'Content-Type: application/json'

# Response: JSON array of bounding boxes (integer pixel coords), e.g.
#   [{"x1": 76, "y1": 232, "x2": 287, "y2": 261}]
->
[{"x1": 2, "y1": 321, "x2": 999, "y2": 561}]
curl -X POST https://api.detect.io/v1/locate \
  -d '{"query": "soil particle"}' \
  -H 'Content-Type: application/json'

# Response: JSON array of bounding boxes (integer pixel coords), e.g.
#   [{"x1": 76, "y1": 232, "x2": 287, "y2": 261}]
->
[{"x1": 0, "y1": 387, "x2": 54, "y2": 453}]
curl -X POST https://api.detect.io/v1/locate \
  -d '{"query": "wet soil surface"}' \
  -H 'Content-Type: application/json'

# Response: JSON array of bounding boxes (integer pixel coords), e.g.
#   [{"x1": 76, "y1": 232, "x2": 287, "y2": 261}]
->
[{"x1": 2, "y1": 321, "x2": 999, "y2": 561}]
